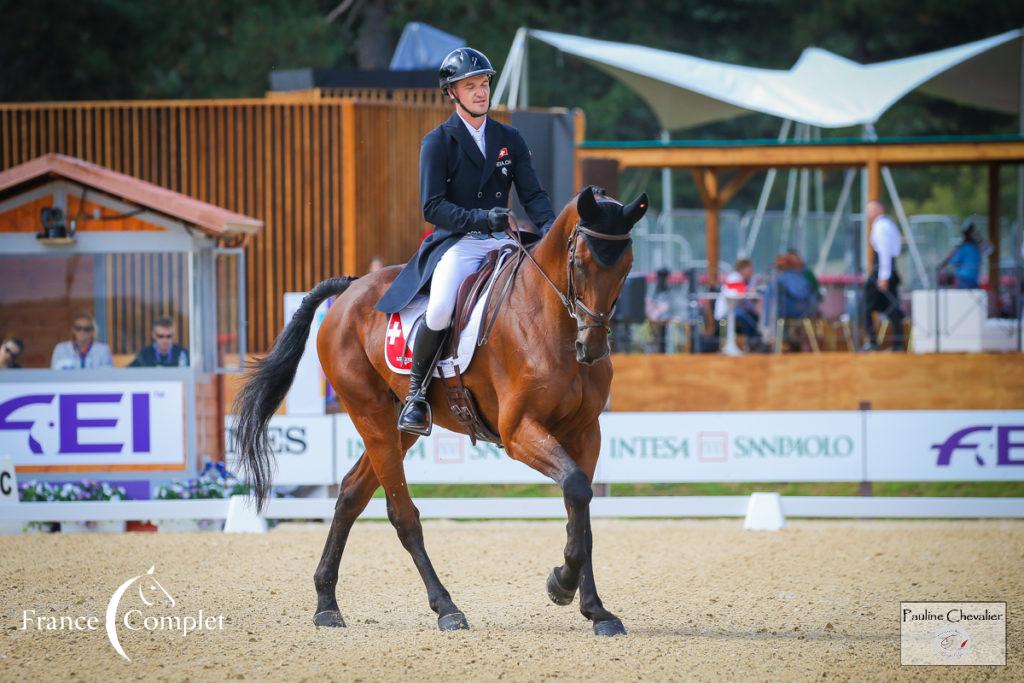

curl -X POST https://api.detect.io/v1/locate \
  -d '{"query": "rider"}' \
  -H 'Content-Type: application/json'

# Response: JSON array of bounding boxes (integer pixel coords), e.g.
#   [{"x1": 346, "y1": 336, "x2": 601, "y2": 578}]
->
[{"x1": 375, "y1": 47, "x2": 556, "y2": 435}]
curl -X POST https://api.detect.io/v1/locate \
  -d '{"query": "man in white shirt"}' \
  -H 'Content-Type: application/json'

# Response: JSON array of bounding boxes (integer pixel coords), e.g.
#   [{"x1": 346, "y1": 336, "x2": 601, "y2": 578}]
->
[
  {"x1": 51, "y1": 313, "x2": 113, "y2": 369},
  {"x1": 864, "y1": 200, "x2": 905, "y2": 351}
]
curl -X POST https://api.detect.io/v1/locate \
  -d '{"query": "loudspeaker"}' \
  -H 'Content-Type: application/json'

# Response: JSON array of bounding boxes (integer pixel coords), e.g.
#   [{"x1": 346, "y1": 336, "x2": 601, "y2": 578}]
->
[{"x1": 612, "y1": 273, "x2": 647, "y2": 323}]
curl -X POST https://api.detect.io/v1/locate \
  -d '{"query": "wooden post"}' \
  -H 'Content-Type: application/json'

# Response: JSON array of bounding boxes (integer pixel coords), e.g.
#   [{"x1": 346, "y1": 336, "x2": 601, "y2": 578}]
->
[
  {"x1": 989, "y1": 163, "x2": 1001, "y2": 311},
  {"x1": 705, "y1": 169, "x2": 720, "y2": 284},
  {"x1": 866, "y1": 159, "x2": 881, "y2": 273},
  {"x1": 341, "y1": 98, "x2": 357, "y2": 275},
  {"x1": 573, "y1": 109, "x2": 586, "y2": 193}
]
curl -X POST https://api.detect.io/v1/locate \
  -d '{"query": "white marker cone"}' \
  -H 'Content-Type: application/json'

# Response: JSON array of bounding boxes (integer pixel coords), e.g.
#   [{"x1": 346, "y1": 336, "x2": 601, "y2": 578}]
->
[
  {"x1": 744, "y1": 492, "x2": 785, "y2": 531},
  {"x1": 224, "y1": 495, "x2": 268, "y2": 533}
]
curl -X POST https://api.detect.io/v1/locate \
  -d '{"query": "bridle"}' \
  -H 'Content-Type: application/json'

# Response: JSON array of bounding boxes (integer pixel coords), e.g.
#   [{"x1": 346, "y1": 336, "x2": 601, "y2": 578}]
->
[{"x1": 508, "y1": 222, "x2": 631, "y2": 333}]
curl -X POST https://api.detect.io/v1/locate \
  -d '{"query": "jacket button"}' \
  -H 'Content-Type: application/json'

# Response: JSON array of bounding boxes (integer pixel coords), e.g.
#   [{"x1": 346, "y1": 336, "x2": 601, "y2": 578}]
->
[
  {"x1": 495, "y1": 192, "x2": 502, "y2": 198},
  {"x1": 477, "y1": 191, "x2": 482, "y2": 198}
]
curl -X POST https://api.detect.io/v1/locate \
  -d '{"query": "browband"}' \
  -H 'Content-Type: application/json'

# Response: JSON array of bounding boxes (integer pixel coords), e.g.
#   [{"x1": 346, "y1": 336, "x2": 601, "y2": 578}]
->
[{"x1": 576, "y1": 224, "x2": 632, "y2": 241}]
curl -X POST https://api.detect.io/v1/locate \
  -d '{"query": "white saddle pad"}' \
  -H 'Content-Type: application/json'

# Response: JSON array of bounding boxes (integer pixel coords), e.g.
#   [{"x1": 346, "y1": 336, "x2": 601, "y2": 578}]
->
[{"x1": 384, "y1": 250, "x2": 511, "y2": 378}]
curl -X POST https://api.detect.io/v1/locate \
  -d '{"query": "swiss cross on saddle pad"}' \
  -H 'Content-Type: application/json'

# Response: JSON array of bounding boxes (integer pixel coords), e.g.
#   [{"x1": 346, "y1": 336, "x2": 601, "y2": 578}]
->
[{"x1": 384, "y1": 250, "x2": 510, "y2": 377}]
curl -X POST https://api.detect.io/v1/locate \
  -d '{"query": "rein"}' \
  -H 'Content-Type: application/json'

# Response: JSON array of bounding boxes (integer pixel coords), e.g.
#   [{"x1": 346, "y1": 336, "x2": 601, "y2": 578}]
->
[{"x1": 507, "y1": 222, "x2": 630, "y2": 333}]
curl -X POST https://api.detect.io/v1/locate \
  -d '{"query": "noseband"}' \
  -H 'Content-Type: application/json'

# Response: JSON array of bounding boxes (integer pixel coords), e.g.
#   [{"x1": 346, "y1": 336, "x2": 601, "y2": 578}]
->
[{"x1": 511, "y1": 222, "x2": 631, "y2": 333}]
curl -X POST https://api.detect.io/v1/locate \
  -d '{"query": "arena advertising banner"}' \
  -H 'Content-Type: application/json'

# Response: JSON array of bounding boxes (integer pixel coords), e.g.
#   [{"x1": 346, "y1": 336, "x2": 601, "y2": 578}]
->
[
  {"x1": 333, "y1": 412, "x2": 864, "y2": 483},
  {"x1": 224, "y1": 416, "x2": 334, "y2": 486},
  {"x1": 234, "y1": 410, "x2": 1024, "y2": 485},
  {"x1": 334, "y1": 416, "x2": 548, "y2": 483},
  {"x1": 866, "y1": 411, "x2": 1024, "y2": 481},
  {"x1": 594, "y1": 412, "x2": 864, "y2": 482},
  {"x1": 0, "y1": 382, "x2": 185, "y2": 471}
]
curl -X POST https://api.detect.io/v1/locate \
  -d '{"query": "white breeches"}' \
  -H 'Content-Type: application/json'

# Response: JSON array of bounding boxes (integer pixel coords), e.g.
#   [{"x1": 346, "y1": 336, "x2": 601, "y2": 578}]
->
[{"x1": 424, "y1": 233, "x2": 513, "y2": 331}]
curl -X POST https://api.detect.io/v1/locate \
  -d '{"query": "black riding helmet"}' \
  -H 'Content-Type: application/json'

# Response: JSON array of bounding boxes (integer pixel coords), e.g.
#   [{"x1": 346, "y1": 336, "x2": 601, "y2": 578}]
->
[{"x1": 438, "y1": 47, "x2": 496, "y2": 92}]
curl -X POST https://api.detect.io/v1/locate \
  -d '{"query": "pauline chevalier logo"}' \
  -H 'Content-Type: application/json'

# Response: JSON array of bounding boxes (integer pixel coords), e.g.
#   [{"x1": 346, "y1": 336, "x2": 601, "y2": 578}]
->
[
  {"x1": 900, "y1": 601, "x2": 1005, "y2": 666},
  {"x1": 21, "y1": 564, "x2": 225, "y2": 662}
]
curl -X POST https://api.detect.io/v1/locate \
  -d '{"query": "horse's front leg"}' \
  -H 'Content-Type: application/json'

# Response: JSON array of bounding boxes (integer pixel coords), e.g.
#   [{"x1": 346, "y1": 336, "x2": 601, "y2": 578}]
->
[
  {"x1": 506, "y1": 419, "x2": 625, "y2": 636},
  {"x1": 567, "y1": 424, "x2": 624, "y2": 635}
]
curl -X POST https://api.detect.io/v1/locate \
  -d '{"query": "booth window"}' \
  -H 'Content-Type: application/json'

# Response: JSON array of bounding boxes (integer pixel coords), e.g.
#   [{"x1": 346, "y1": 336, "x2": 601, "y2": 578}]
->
[{"x1": 0, "y1": 253, "x2": 191, "y2": 369}]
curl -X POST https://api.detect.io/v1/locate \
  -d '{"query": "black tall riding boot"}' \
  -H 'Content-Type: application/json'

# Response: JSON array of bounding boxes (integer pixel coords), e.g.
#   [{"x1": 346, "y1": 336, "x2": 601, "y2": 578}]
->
[{"x1": 398, "y1": 324, "x2": 447, "y2": 435}]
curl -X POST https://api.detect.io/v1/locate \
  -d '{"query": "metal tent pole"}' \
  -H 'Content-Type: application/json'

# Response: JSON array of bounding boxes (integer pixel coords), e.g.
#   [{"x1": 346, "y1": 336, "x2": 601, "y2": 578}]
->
[
  {"x1": 781, "y1": 124, "x2": 803, "y2": 252},
  {"x1": 743, "y1": 119, "x2": 792, "y2": 256},
  {"x1": 493, "y1": 27, "x2": 527, "y2": 107},
  {"x1": 815, "y1": 168, "x2": 856, "y2": 274},
  {"x1": 661, "y1": 129, "x2": 673, "y2": 219}
]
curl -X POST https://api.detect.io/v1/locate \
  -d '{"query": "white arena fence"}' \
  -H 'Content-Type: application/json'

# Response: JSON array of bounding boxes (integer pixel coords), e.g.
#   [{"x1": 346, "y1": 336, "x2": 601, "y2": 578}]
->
[{"x1": 2, "y1": 495, "x2": 1024, "y2": 534}]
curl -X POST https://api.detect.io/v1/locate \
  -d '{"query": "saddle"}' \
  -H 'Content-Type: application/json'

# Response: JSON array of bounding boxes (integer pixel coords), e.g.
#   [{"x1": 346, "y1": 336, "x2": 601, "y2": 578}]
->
[{"x1": 441, "y1": 243, "x2": 523, "y2": 446}]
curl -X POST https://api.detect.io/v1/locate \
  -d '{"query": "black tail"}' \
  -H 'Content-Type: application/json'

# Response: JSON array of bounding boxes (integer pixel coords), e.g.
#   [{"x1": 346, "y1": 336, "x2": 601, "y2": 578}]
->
[{"x1": 233, "y1": 276, "x2": 355, "y2": 511}]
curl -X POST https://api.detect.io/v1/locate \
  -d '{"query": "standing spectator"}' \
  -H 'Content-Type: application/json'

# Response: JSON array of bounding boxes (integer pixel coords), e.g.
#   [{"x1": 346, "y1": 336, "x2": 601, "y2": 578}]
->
[
  {"x1": 51, "y1": 313, "x2": 113, "y2": 369},
  {"x1": 0, "y1": 335, "x2": 24, "y2": 368},
  {"x1": 863, "y1": 200, "x2": 906, "y2": 351},
  {"x1": 940, "y1": 222, "x2": 984, "y2": 289},
  {"x1": 715, "y1": 258, "x2": 763, "y2": 347},
  {"x1": 129, "y1": 317, "x2": 190, "y2": 367}
]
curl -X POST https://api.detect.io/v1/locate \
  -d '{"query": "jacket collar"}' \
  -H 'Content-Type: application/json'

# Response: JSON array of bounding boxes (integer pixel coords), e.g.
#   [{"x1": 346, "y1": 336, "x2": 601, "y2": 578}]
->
[{"x1": 444, "y1": 111, "x2": 484, "y2": 168}]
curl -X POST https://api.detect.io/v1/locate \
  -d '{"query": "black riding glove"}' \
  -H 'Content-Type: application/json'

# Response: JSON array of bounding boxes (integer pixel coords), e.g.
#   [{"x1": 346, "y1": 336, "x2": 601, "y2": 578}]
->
[{"x1": 486, "y1": 207, "x2": 512, "y2": 234}]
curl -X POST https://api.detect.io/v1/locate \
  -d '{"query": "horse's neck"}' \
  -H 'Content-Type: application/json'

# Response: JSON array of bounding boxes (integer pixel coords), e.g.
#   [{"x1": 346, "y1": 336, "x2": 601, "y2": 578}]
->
[
  {"x1": 513, "y1": 218, "x2": 576, "y2": 335},
  {"x1": 528, "y1": 216, "x2": 572, "y2": 293}
]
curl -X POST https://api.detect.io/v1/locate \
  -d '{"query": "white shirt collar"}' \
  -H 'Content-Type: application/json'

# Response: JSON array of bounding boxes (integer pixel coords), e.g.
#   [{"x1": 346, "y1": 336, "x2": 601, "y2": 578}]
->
[{"x1": 458, "y1": 114, "x2": 487, "y2": 155}]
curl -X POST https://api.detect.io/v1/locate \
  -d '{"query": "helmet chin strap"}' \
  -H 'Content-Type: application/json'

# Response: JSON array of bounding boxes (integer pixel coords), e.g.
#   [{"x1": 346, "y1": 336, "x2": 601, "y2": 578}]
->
[{"x1": 449, "y1": 90, "x2": 488, "y2": 119}]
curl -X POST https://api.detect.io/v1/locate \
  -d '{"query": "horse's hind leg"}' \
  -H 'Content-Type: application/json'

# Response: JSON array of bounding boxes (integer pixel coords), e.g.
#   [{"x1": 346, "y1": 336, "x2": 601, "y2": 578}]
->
[{"x1": 312, "y1": 452, "x2": 379, "y2": 627}]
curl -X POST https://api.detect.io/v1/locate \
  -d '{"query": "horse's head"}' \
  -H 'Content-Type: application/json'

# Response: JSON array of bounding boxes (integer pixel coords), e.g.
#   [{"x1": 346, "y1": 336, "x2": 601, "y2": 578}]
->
[
  {"x1": 137, "y1": 565, "x2": 175, "y2": 608},
  {"x1": 568, "y1": 186, "x2": 648, "y2": 364}
]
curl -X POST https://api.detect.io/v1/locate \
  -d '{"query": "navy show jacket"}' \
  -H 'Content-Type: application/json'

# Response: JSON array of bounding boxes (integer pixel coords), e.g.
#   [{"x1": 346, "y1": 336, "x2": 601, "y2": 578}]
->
[{"x1": 375, "y1": 111, "x2": 555, "y2": 314}]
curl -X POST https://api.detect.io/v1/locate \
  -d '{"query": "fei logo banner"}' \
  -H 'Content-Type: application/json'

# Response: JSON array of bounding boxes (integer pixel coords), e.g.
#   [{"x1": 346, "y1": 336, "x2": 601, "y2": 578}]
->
[
  {"x1": 0, "y1": 382, "x2": 185, "y2": 470},
  {"x1": 867, "y1": 411, "x2": 1024, "y2": 481}
]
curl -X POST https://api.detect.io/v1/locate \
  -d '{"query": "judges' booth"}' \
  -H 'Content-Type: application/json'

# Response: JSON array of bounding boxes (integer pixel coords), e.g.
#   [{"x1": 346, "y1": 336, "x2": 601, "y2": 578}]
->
[{"x1": 0, "y1": 154, "x2": 260, "y2": 497}]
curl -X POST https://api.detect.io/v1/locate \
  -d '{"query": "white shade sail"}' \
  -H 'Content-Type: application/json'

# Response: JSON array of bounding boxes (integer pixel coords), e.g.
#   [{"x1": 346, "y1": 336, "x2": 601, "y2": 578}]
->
[{"x1": 516, "y1": 28, "x2": 1023, "y2": 130}]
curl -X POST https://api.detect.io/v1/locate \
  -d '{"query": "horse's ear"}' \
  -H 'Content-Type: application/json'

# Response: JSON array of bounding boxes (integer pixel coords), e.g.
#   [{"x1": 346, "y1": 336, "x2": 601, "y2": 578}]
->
[
  {"x1": 623, "y1": 193, "x2": 649, "y2": 227},
  {"x1": 577, "y1": 186, "x2": 599, "y2": 223},
  {"x1": 147, "y1": 565, "x2": 155, "y2": 575}
]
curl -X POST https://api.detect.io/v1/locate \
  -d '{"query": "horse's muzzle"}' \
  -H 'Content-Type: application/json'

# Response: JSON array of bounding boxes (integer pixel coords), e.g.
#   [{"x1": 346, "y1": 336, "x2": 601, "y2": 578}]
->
[{"x1": 575, "y1": 340, "x2": 609, "y2": 366}]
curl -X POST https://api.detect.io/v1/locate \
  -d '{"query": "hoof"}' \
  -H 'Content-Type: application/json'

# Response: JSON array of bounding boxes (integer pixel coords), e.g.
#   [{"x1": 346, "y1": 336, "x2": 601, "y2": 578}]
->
[
  {"x1": 593, "y1": 618, "x2": 627, "y2": 637},
  {"x1": 313, "y1": 610, "x2": 346, "y2": 628},
  {"x1": 546, "y1": 568, "x2": 577, "y2": 606},
  {"x1": 438, "y1": 611, "x2": 470, "y2": 631}
]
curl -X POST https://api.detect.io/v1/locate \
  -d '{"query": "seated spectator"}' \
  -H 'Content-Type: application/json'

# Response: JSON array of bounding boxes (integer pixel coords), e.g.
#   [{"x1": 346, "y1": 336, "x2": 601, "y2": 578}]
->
[
  {"x1": 1, "y1": 335, "x2": 24, "y2": 368},
  {"x1": 129, "y1": 317, "x2": 190, "y2": 367},
  {"x1": 645, "y1": 267, "x2": 673, "y2": 353},
  {"x1": 776, "y1": 251, "x2": 820, "y2": 319},
  {"x1": 941, "y1": 223, "x2": 983, "y2": 289},
  {"x1": 51, "y1": 313, "x2": 113, "y2": 370},
  {"x1": 715, "y1": 258, "x2": 762, "y2": 345}
]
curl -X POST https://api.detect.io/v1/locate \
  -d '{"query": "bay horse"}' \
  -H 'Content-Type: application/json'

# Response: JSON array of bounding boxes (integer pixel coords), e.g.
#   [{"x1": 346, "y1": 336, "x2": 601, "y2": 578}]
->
[{"x1": 233, "y1": 186, "x2": 648, "y2": 636}]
